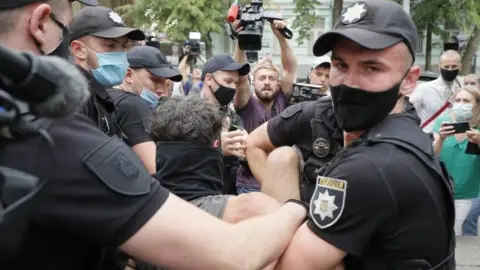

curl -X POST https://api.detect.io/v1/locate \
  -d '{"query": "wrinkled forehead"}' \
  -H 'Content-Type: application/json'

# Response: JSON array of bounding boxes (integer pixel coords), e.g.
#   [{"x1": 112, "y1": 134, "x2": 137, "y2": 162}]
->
[{"x1": 254, "y1": 68, "x2": 278, "y2": 78}]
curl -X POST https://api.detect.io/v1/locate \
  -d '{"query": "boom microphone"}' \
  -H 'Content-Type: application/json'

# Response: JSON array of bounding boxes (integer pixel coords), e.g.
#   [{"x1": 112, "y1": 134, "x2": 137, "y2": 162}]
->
[{"x1": 0, "y1": 45, "x2": 90, "y2": 118}]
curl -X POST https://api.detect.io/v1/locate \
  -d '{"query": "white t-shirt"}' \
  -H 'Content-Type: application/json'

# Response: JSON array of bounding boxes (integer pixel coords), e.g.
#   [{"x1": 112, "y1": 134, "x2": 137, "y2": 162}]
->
[{"x1": 410, "y1": 77, "x2": 460, "y2": 133}]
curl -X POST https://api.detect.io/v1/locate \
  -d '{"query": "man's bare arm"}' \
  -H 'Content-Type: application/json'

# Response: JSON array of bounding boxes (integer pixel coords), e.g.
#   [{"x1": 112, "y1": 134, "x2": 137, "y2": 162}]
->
[
  {"x1": 232, "y1": 21, "x2": 252, "y2": 110},
  {"x1": 245, "y1": 122, "x2": 276, "y2": 184},
  {"x1": 275, "y1": 224, "x2": 346, "y2": 270},
  {"x1": 120, "y1": 193, "x2": 307, "y2": 270},
  {"x1": 272, "y1": 21, "x2": 297, "y2": 96},
  {"x1": 178, "y1": 55, "x2": 189, "y2": 91},
  {"x1": 131, "y1": 141, "x2": 156, "y2": 174}
]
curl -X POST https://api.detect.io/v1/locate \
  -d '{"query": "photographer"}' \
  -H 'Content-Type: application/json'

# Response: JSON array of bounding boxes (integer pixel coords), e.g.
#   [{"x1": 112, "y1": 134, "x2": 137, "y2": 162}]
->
[
  {"x1": 178, "y1": 42, "x2": 206, "y2": 96},
  {"x1": 289, "y1": 56, "x2": 331, "y2": 105},
  {"x1": 232, "y1": 18, "x2": 298, "y2": 194},
  {"x1": 308, "y1": 55, "x2": 331, "y2": 94}
]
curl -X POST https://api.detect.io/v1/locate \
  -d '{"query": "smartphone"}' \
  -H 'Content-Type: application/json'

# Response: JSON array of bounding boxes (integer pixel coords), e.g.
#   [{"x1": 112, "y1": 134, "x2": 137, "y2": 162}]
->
[{"x1": 442, "y1": 121, "x2": 470, "y2": 134}]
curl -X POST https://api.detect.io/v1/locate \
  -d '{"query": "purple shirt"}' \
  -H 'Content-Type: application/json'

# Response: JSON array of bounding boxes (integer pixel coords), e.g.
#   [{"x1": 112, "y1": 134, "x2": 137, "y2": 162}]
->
[{"x1": 236, "y1": 90, "x2": 288, "y2": 188}]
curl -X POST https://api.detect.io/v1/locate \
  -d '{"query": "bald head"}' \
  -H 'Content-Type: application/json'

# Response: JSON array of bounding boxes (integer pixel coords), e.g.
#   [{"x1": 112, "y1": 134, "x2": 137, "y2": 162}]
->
[
  {"x1": 464, "y1": 73, "x2": 479, "y2": 88},
  {"x1": 439, "y1": 50, "x2": 462, "y2": 70}
]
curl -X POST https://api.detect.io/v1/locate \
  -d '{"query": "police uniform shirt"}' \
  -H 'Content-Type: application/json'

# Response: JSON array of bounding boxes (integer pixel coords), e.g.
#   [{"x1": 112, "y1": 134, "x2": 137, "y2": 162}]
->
[
  {"x1": 267, "y1": 99, "x2": 342, "y2": 159},
  {"x1": 78, "y1": 67, "x2": 120, "y2": 137},
  {"x1": 306, "y1": 113, "x2": 450, "y2": 269},
  {"x1": 108, "y1": 89, "x2": 153, "y2": 146},
  {"x1": 0, "y1": 114, "x2": 169, "y2": 270}
]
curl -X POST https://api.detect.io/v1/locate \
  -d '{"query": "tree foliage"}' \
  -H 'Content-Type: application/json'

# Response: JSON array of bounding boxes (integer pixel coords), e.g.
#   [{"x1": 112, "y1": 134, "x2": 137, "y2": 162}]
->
[
  {"x1": 116, "y1": 0, "x2": 226, "y2": 46},
  {"x1": 291, "y1": 0, "x2": 319, "y2": 46},
  {"x1": 291, "y1": 0, "x2": 403, "y2": 46}
]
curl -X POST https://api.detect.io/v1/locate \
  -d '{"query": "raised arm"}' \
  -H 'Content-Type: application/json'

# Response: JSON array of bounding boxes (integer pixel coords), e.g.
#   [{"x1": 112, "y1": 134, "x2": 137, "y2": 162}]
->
[{"x1": 271, "y1": 20, "x2": 297, "y2": 97}]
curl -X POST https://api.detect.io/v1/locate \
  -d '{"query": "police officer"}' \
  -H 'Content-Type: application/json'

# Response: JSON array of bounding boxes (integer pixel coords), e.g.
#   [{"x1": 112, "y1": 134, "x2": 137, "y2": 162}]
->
[
  {"x1": 111, "y1": 46, "x2": 183, "y2": 174},
  {"x1": 0, "y1": 0, "x2": 309, "y2": 268},
  {"x1": 259, "y1": 1, "x2": 455, "y2": 269},
  {"x1": 200, "y1": 54, "x2": 250, "y2": 195},
  {"x1": 69, "y1": 6, "x2": 145, "y2": 137}
]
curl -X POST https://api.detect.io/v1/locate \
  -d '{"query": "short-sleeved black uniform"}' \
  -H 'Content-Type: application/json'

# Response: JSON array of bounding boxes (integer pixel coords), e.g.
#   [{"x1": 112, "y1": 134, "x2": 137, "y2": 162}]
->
[
  {"x1": 306, "y1": 113, "x2": 451, "y2": 269},
  {"x1": 267, "y1": 99, "x2": 343, "y2": 160},
  {"x1": 78, "y1": 67, "x2": 122, "y2": 137},
  {"x1": 0, "y1": 114, "x2": 169, "y2": 270},
  {"x1": 108, "y1": 89, "x2": 153, "y2": 146}
]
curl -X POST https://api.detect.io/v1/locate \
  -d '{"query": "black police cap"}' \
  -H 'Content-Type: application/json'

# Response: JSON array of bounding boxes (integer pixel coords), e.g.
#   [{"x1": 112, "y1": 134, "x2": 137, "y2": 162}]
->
[
  {"x1": 70, "y1": 6, "x2": 145, "y2": 41},
  {"x1": 128, "y1": 46, "x2": 182, "y2": 82},
  {"x1": 0, "y1": 0, "x2": 98, "y2": 9},
  {"x1": 313, "y1": 0, "x2": 418, "y2": 61},
  {"x1": 202, "y1": 54, "x2": 250, "y2": 81}
]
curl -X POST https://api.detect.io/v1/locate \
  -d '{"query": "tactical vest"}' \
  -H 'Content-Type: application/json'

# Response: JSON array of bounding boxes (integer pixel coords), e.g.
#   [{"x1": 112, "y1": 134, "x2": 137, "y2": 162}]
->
[
  {"x1": 91, "y1": 93, "x2": 122, "y2": 139},
  {"x1": 318, "y1": 115, "x2": 456, "y2": 270},
  {"x1": 106, "y1": 89, "x2": 137, "y2": 143},
  {"x1": 300, "y1": 97, "x2": 343, "y2": 202}
]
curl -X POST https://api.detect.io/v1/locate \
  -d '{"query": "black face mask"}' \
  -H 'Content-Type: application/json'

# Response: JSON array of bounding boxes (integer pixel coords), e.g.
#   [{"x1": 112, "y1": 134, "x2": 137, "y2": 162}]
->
[
  {"x1": 210, "y1": 76, "x2": 236, "y2": 106},
  {"x1": 330, "y1": 82, "x2": 401, "y2": 132},
  {"x1": 440, "y1": 68, "x2": 459, "y2": 82},
  {"x1": 34, "y1": 13, "x2": 71, "y2": 59}
]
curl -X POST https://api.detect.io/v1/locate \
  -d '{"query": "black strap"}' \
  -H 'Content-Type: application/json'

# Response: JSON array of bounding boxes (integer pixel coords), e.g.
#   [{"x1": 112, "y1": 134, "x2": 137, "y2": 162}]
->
[{"x1": 368, "y1": 138, "x2": 455, "y2": 270}]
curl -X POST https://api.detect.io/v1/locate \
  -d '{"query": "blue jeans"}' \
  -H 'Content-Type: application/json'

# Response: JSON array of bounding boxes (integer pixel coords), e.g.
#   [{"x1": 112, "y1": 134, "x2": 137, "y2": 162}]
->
[
  {"x1": 237, "y1": 186, "x2": 260, "y2": 194},
  {"x1": 462, "y1": 197, "x2": 480, "y2": 236}
]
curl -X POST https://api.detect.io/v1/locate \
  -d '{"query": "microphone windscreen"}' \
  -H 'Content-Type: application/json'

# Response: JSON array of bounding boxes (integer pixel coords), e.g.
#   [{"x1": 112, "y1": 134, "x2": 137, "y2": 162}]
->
[{"x1": 32, "y1": 56, "x2": 90, "y2": 118}]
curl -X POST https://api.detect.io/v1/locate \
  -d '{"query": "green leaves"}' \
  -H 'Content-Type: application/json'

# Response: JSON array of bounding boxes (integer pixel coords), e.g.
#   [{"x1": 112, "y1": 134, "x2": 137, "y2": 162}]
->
[
  {"x1": 116, "y1": 0, "x2": 226, "y2": 45},
  {"x1": 291, "y1": 0, "x2": 319, "y2": 46}
]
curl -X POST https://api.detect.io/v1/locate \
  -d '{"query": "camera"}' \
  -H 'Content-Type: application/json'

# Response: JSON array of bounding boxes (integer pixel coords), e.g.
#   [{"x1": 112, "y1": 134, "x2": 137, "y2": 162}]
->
[
  {"x1": 290, "y1": 83, "x2": 328, "y2": 105},
  {"x1": 246, "y1": 51, "x2": 259, "y2": 63},
  {"x1": 180, "y1": 32, "x2": 202, "y2": 65},
  {"x1": 145, "y1": 35, "x2": 161, "y2": 50},
  {"x1": 227, "y1": 0, "x2": 293, "y2": 51}
]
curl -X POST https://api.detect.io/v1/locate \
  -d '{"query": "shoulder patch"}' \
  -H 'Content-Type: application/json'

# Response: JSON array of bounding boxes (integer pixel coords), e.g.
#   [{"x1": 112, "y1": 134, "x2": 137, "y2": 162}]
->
[
  {"x1": 280, "y1": 104, "x2": 302, "y2": 119},
  {"x1": 309, "y1": 176, "x2": 347, "y2": 229},
  {"x1": 83, "y1": 137, "x2": 151, "y2": 196}
]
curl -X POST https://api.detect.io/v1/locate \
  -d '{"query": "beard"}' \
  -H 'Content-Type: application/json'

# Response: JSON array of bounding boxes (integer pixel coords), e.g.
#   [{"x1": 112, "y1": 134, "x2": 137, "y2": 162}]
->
[{"x1": 255, "y1": 87, "x2": 276, "y2": 102}]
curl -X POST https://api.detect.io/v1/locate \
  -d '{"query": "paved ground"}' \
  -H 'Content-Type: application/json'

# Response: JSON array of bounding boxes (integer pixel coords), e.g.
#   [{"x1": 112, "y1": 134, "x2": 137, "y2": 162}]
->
[{"x1": 456, "y1": 237, "x2": 480, "y2": 269}]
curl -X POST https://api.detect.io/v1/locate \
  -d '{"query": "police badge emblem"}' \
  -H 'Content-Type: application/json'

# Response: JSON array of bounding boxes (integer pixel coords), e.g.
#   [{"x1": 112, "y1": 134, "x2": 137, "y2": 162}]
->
[
  {"x1": 341, "y1": 2, "x2": 368, "y2": 25},
  {"x1": 108, "y1": 11, "x2": 124, "y2": 25},
  {"x1": 312, "y1": 137, "x2": 330, "y2": 158},
  {"x1": 309, "y1": 176, "x2": 347, "y2": 229}
]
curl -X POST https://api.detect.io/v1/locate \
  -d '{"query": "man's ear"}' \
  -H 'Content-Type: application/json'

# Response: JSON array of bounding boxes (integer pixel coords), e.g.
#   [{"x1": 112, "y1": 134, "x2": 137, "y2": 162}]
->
[
  {"x1": 29, "y1": 4, "x2": 51, "y2": 48},
  {"x1": 70, "y1": 40, "x2": 87, "y2": 60},
  {"x1": 124, "y1": 68, "x2": 134, "y2": 85},
  {"x1": 400, "y1": 65, "x2": 421, "y2": 96}
]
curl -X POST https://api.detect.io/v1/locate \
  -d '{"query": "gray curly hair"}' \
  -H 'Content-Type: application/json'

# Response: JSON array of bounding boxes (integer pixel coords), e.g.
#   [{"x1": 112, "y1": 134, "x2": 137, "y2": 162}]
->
[{"x1": 150, "y1": 95, "x2": 224, "y2": 145}]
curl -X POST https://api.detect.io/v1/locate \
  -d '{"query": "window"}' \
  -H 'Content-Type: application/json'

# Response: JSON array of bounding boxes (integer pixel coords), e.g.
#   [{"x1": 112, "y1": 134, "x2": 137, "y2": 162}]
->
[
  {"x1": 416, "y1": 32, "x2": 424, "y2": 54},
  {"x1": 307, "y1": 18, "x2": 326, "y2": 55}
]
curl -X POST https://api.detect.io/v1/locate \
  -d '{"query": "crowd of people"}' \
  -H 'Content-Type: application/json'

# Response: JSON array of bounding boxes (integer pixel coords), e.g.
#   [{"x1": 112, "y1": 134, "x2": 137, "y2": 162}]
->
[{"x1": 0, "y1": 0, "x2": 479, "y2": 269}]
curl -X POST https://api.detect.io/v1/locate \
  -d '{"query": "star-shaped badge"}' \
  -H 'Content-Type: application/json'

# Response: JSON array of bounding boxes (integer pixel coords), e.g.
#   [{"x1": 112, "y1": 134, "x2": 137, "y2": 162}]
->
[
  {"x1": 108, "y1": 11, "x2": 124, "y2": 25},
  {"x1": 313, "y1": 190, "x2": 339, "y2": 221},
  {"x1": 341, "y1": 2, "x2": 368, "y2": 24}
]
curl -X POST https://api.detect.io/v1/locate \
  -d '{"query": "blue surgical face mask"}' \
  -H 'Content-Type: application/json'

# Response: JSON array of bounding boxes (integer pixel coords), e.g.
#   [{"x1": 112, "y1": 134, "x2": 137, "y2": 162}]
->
[
  {"x1": 91, "y1": 52, "x2": 129, "y2": 87},
  {"x1": 132, "y1": 70, "x2": 159, "y2": 108},
  {"x1": 140, "y1": 89, "x2": 159, "y2": 108},
  {"x1": 453, "y1": 103, "x2": 473, "y2": 122}
]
